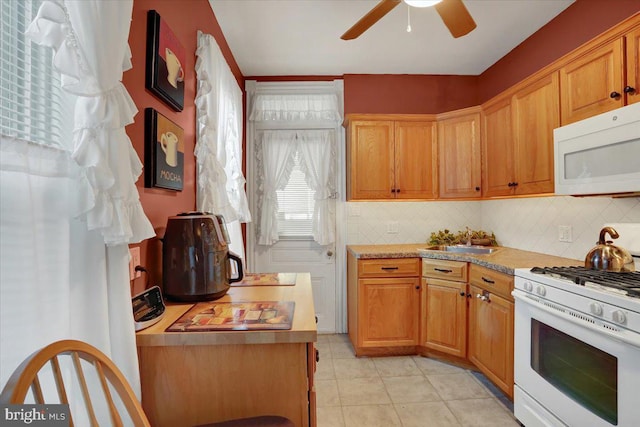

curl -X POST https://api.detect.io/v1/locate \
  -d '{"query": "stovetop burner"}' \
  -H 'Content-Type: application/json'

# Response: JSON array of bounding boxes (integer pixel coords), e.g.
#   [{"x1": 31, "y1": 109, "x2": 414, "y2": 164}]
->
[{"x1": 531, "y1": 266, "x2": 640, "y2": 298}]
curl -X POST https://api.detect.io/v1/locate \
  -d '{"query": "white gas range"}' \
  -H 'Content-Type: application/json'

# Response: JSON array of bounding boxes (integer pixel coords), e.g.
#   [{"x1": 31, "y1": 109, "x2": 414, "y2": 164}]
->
[{"x1": 512, "y1": 224, "x2": 640, "y2": 427}]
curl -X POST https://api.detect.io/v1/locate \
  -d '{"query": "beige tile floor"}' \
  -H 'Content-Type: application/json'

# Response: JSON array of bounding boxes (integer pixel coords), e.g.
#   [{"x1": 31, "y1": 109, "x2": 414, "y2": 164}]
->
[{"x1": 315, "y1": 334, "x2": 520, "y2": 427}]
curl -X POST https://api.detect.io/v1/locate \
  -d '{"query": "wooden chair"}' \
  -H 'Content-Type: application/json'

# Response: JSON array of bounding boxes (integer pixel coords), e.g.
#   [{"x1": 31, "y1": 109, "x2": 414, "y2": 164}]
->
[{"x1": 0, "y1": 340, "x2": 294, "y2": 427}]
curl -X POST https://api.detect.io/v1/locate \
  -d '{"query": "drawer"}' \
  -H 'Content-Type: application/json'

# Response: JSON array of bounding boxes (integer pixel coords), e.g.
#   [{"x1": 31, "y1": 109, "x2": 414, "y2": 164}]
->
[
  {"x1": 358, "y1": 258, "x2": 420, "y2": 278},
  {"x1": 469, "y1": 264, "x2": 513, "y2": 300},
  {"x1": 422, "y1": 259, "x2": 467, "y2": 282}
]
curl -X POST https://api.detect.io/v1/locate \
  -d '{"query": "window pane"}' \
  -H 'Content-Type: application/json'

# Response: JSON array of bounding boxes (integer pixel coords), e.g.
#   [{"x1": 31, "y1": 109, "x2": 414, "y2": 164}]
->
[
  {"x1": 0, "y1": 0, "x2": 73, "y2": 149},
  {"x1": 276, "y1": 152, "x2": 315, "y2": 238}
]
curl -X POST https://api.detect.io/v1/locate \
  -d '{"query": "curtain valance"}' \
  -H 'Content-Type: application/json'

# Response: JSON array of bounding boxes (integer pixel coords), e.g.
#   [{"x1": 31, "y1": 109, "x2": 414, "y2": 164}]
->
[{"x1": 249, "y1": 93, "x2": 342, "y2": 124}]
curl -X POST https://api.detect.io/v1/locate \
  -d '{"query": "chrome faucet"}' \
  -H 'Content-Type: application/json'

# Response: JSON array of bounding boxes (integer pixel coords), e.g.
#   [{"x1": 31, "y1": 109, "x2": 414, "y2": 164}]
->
[{"x1": 466, "y1": 227, "x2": 473, "y2": 246}]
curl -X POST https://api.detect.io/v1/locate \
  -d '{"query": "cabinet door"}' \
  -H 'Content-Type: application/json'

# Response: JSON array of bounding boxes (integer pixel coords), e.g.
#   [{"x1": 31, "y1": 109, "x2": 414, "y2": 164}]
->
[
  {"x1": 512, "y1": 72, "x2": 559, "y2": 195},
  {"x1": 422, "y1": 278, "x2": 467, "y2": 358},
  {"x1": 482, "y1": 97, "x2": 514, "y2": 197},
  {"x1": 394, "y1": 121, "x2": 438, "y2": 199},
  {"x1": 468, "y1": 285, "x2": 514, "y2": 399},
  {"x1": 347, "y1": 121, "x2": 395, "y2": 200},
  {"x1": 358, "y1": 278, "x2": 420, "y2": 347},
  {"x1": 438, "y1": 112, "x2": 482, "y2": 198},
  {"x1": 627, "y1": 27, "x2": 640, "y2": 105},
  {"x1": 560, "y1": 39, "x2": 624, "y2": 125}
]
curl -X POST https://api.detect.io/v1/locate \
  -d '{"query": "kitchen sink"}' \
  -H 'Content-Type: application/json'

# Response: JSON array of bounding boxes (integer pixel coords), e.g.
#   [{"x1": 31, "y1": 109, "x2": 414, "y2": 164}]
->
[{"x1": 422, "y1": 245, "x2": 499, "y2": 255}]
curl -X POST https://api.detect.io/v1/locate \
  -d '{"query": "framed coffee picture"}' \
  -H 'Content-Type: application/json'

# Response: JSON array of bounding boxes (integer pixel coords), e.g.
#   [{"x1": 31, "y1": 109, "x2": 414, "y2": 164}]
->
[
  {"x1": 144, "y1": 108, "x2": 184, "y2": 191},
  {"x1": 146, "y1": 10, "x2": 185, "y2": 111}
]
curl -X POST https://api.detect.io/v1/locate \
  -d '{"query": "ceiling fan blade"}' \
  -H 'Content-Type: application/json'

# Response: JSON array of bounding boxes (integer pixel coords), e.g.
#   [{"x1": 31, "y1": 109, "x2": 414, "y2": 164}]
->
[
  {"x1": 434, "y1": 0, "x2": 476, "y2": 38},
  {"x1": 341, "y1": 0, "x2": 402, "y2": 40}
]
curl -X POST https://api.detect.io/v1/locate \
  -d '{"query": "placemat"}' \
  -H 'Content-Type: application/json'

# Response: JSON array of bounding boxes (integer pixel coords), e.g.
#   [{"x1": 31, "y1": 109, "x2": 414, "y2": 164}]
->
[
  {"x1": 166, "y1": 301, "x2": 295, "y2": 332},
  {"x1": 230, "y1": 272, "x2": 297, "y2": 287}
]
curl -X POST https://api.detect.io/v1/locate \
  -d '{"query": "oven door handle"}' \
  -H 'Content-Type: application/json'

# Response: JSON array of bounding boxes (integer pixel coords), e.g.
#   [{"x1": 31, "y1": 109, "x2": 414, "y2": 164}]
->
[{"x1": 513, "y1": 290, "x2": 640, "y2": 348}]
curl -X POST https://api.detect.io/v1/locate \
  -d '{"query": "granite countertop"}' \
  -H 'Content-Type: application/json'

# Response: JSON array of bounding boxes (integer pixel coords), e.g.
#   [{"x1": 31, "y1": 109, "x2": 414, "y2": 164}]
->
[{"x1": 347, "y1": 243, "x2": 582, "y2": 275}]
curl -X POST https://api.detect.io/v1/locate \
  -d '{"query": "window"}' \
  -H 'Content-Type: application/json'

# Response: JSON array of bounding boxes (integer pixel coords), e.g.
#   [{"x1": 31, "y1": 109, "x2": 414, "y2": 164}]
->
[
  {"x1": 0, "y1": 0, "x2": 73, "y2": 148},
  {"x1": 276, "y1": 151, "x2": 315, "y2": 238}
]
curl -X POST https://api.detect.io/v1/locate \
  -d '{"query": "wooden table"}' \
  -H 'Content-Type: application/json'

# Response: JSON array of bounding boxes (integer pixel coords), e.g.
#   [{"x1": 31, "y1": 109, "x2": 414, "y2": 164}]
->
[{"x1": 136, "y1": 273, "x2": 317, "y2": 427}]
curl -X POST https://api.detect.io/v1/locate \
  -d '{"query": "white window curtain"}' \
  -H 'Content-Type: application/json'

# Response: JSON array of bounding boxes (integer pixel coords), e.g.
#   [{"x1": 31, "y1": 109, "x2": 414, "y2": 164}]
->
[
  {"x1": 298, "y1": 130, "x2": 336, "y2": 246},
  {"x1": 256, "y1": 130, "x2": 336, "y2": 246},
  {"x1": 195, "y1": 31, "x2": 250, "y2": 260},
  {"x1": 256, "y1": 130, "x2": 298, "y2": 245},
  {"x1": 0, "y1": 0, "x2": 153, "y2": 406}
]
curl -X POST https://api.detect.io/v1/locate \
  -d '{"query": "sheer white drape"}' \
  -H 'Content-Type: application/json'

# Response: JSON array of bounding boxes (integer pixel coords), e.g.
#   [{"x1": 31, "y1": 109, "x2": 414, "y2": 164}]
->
[
  {"x1": 195, "y1": 31, "x2": 251, "y2": 259},
  {"x1": 255, "y1": 130, "x2": 336, "y2": 246},
  {"x1": 298, "y1": 130, "x2": 336, "y2": 246},
  {"x1": 0, "y1": 0, "x2": 152, "y2": 401},
  {"x1": 256, "y1": 131, "x2": 298, "y2": 245}
]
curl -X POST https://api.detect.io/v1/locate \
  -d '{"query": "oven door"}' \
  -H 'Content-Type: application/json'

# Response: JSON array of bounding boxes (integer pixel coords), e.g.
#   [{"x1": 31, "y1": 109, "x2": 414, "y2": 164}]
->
[{"x1": 513, "y1": 290, "x2": 640, "y2": 427}]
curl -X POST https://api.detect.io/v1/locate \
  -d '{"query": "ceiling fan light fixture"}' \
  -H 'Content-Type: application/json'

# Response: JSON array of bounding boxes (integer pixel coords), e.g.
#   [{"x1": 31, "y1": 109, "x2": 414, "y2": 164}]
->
[{"x1": 404, "y1": 0, "x2": 443, "y2": 8}]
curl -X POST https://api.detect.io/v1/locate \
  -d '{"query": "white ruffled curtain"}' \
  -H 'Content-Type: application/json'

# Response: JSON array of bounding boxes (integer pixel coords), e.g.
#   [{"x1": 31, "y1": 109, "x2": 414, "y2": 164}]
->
[
  {"x1": 0, "y1": 0, "x2": 153, "y2": 405},
  {"x1": 256, "y1": 131, "x2": 298, "y2": 245},
  {"x1": 195, "y1": 31, "x2": 250, "y2": 259},
  {"x1": 298, "y1": 130, "x2": 336, "y2": 246},
  {"x1": 256, "y1": 130, "x2": 336, "y2": 246}
]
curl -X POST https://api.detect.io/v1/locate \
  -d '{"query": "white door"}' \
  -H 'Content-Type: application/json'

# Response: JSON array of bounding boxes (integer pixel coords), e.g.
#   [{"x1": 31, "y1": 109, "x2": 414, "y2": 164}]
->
[
  {"x1": 253, "y1": 239, "x2": 336, "y2": 333},
  {"x1": 248, "y1": 140, "x2": 340, "y2": 334}
]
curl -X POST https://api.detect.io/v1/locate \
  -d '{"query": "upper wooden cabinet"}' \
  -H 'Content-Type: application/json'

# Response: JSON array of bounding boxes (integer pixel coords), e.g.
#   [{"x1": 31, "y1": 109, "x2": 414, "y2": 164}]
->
[
  {"x1": 346, "y1": 117, "x2": 437, "y2": 200},
  {"x1": 560, "y1": 39, "x2": 624, "y2": 124},
  {"x1": 560, "y1": 26, "x2": 640, "y2": 125},
  {"x1": 511, "y1": 72, "x2": 559, "y2": 195},
  {"x1": 482, "y1": 96, "x2": 514, "y2": 198},
  {"x1": 346, "y1": 120, "x2": 394, "y2": 200},
  {"x1": 627, "y1": 27, "x2": 640, "y2": 105},
  {"x1": 395, "y1": 121, "x2": 438, "y2": 199},
  {"x1": 437, "y1": 108, "x2": 482, "y2": 199},
  {"x1": 482, "y1": 73, "x2": 559, "y2": 197}
]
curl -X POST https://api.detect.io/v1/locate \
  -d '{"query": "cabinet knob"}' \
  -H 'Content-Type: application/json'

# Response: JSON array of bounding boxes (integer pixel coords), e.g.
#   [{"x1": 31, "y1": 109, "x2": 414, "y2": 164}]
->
[
  {"x1": 610, "y1": 91, "x2": 621, "y2": 99},
  {"x1": 459, "y1": 291, "x2": 465, "y2": 297},
  {"x1": 475, "y1": 186, "x2": 480, "y2": 191},
  {"x1": 391, "y1": 188, "x2": 396, "y2": 193},
  {"x1": 316, "y1": 349, "x2": 320, "y2": 363},
  {"x1": 415, "y1": 285, "x2": 421, "y2": 290},
  {"x1": 624, "y1": 85, "x2": 636, "y2": 94}
]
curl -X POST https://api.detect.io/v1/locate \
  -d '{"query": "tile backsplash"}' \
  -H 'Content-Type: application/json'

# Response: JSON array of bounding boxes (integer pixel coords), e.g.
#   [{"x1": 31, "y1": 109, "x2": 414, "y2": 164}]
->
[{"x1": 346, "y1": 196, "x2": 640, "y2": 260}]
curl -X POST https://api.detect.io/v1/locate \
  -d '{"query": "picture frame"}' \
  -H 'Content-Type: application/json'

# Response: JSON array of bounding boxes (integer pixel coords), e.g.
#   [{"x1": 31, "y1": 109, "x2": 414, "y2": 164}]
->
[
  {"x1": 144, "y1": 108, "x2": 184, "y2": 191},
  {"x1": 145, "y1": 10, "x2": 185, "y2": 111}
]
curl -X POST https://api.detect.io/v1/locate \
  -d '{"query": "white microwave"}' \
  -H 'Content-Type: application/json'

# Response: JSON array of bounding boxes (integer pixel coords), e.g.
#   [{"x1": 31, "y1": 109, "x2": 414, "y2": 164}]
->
[{"x1": 554, "y1": 102, "x2": 640, "y2": 196}]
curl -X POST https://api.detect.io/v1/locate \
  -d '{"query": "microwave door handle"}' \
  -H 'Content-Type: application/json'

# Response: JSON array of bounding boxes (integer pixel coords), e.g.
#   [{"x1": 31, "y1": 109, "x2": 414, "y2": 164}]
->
[{"x1": 512, "y1": 290, "x2": 640, "y2": 348}]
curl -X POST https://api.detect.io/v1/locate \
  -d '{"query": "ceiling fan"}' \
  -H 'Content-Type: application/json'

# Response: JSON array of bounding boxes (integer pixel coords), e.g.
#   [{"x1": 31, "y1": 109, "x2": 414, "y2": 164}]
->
[{"x1": 341, "y1": 0, "x2": 476, "y2": 40}]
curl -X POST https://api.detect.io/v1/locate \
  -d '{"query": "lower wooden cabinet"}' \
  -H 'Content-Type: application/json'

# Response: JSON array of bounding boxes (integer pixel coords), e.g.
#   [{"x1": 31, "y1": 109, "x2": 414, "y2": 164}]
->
[
  {"x1": 347, "y1": 253, "x2": 421, "y2": 355},
  {"x1": 422, "y1": 278, "x2": 467, "y2": 358},
  {"x1": 468, "y1": 282, "x2": 515, "y2": 399},
  {"x1": 359, "y1": 277, "x2": 420, "y2": 348}
]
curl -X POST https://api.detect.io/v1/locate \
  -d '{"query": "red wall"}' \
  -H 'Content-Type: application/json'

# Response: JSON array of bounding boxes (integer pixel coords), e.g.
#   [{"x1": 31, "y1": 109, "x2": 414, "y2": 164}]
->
[
  {"x1": 124, "y1": 0, "x2": 243, "y2": 293},
  {"x1": 479, "y1": 0, "x2": 640, "y2": 101},
  {"x1": 344, "y1": 74, "x2": 479, "y2": 114}
]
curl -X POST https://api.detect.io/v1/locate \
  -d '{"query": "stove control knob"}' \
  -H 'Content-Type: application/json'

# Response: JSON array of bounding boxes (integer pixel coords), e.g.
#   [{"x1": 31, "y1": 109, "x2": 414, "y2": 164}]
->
[
  {"x1": 523, "y1": 281, "x2": 533, "y2": 292},
  {"x1": 612, "y1": 310, "x2": 627, "y2": 325},
  {"x1": 590, "y1": 302, "x2": 604, "y2": 316},
  {"x1": 535, "y1": 286, "x2": 546, "y2": 297}
]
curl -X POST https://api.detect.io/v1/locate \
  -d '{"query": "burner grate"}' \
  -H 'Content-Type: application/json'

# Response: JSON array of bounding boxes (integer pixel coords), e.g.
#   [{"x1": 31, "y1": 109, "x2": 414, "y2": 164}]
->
[{"x1": 530, "y1": 266, "x2": 640, "y2": 298}]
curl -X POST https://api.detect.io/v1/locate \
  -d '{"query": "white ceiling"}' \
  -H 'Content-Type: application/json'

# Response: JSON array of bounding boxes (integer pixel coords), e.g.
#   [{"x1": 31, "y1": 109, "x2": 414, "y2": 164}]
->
[{"x1": 209, "y1": 0, "x2": 575, "y2": 77}]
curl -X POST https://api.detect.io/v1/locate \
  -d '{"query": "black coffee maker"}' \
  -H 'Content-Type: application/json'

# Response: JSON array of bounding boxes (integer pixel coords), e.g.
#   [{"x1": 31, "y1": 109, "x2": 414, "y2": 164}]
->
[{"x1": 162, "y1": 212, "x2": 243, "y2": 301}]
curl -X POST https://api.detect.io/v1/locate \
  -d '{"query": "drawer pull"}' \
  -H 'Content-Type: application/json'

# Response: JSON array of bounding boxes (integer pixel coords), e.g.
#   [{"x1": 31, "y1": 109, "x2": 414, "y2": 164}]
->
[
  {"x1": 434, "y1": 268, "x2": 453, "y2": 273},
  {"x1": 381, "y1": 266, "x2": 399, "y2": 271},
  {"x1": 481, "y1": 276, "x2": 495, "y2": 284}
]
